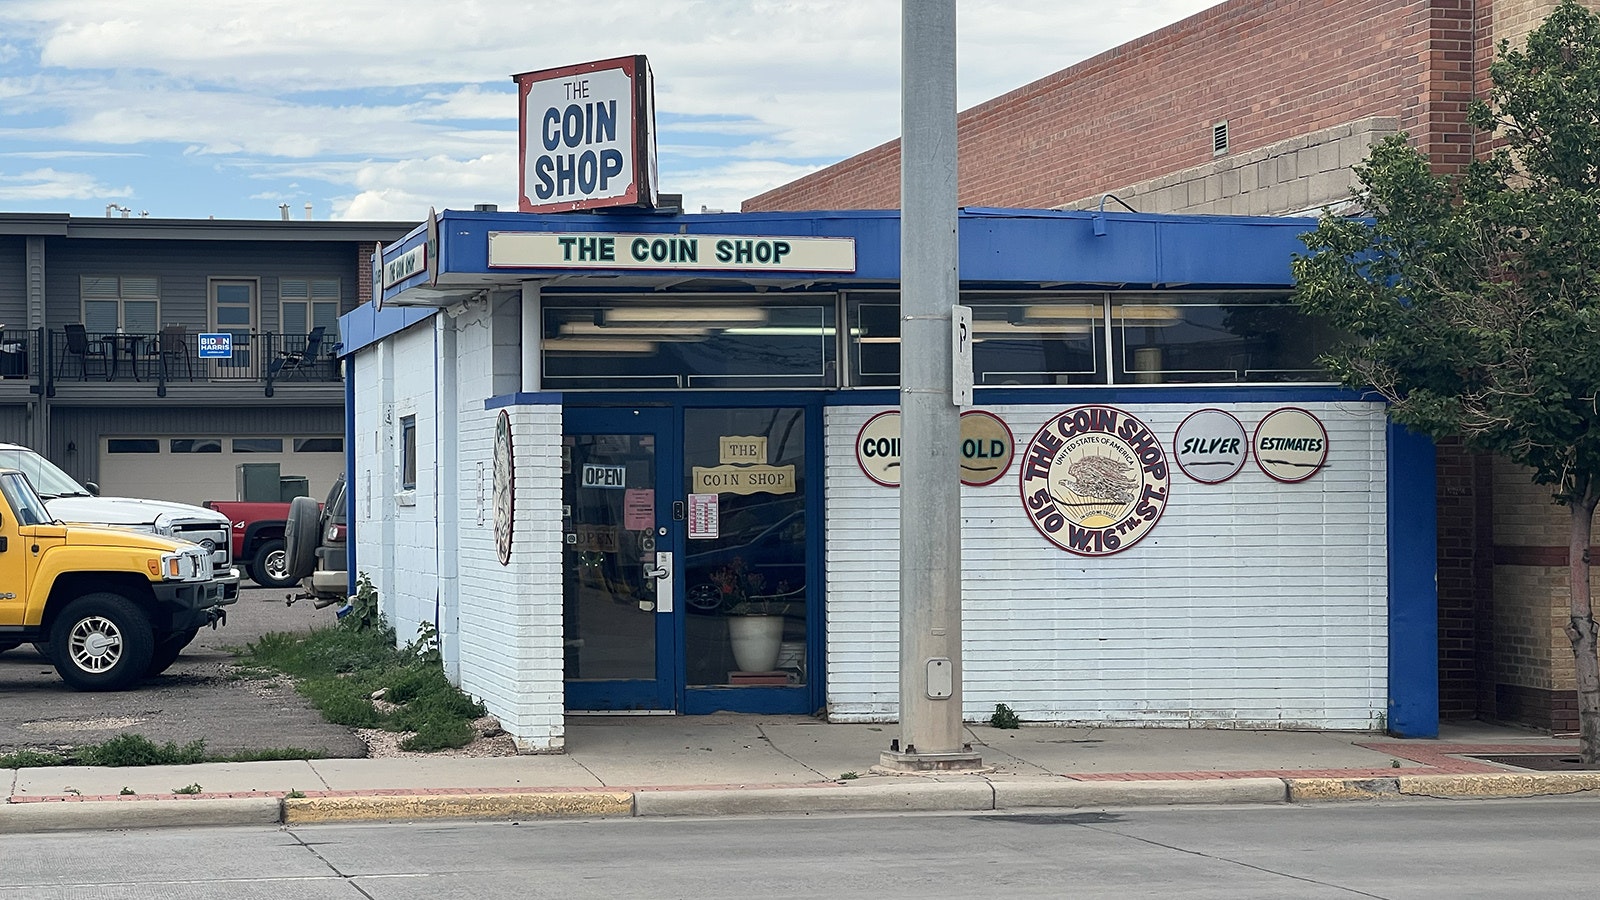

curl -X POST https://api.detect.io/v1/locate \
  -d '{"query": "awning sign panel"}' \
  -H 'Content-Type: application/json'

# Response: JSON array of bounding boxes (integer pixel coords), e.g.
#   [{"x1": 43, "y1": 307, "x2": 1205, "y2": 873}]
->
[{"x1": 488, "y1": 231, "x2": 856, "y2": 273}]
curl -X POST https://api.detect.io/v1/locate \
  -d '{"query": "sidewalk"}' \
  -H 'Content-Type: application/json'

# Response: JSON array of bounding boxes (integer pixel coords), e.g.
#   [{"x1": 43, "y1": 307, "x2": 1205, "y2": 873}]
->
[{"x1": 3, "y1": 717, "x2": 1595, "y2": 833}]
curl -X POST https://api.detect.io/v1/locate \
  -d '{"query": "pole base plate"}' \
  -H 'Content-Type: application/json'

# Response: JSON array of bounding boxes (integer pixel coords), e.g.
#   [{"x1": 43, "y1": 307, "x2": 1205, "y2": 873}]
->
[{"x1": 873, "y1": 750, "x2": 993, "y2": 774}]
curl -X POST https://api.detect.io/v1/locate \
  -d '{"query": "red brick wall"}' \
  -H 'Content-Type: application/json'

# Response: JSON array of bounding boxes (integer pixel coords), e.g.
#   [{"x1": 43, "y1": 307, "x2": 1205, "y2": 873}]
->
[{"x1": 745, "y1": 0, "x2": 1480, "y2": 212}]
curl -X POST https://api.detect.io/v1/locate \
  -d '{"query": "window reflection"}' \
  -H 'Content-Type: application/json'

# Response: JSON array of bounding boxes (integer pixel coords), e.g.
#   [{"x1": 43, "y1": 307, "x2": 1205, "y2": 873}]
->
[{"x1": 543, "y1": 298, "x2": 836, "y2": 389}]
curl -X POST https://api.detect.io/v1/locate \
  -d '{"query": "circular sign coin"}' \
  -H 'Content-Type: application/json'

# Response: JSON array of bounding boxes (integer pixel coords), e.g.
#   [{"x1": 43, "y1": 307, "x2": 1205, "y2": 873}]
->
[
  {"x1": 1172, "y1": 408, "x2": 1248, "y2": 484},
  {"x1": 1252, "y1": 407, "x2": 1328, "y2": 483},
  {"x1": 494, "y1": 409, "x2": 514, "y2": 565},
  {"x1": 1019, "y1": 405, "x2": 1170, "y2": 556}
]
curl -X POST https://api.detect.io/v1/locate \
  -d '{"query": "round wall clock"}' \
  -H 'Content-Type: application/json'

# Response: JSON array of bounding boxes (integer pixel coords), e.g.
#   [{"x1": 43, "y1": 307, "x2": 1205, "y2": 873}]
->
[{"x1": 494, "y1": 409, "x2": 514, "y2": 565}]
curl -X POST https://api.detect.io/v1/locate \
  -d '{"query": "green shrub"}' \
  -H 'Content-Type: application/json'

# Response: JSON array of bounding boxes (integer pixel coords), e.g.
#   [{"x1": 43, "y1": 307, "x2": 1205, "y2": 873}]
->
[
  {"x1": 988, "y1": 703, "x2": 1021, "y2": 729},
  {"x1": 78, "y1": 734, "x2": 207, "y2": 767}
]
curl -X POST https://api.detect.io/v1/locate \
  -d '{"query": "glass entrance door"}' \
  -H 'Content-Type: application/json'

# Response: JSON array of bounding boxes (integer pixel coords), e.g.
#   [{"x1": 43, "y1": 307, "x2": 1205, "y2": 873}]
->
[
  {"x1": 681, "y1": 406, "x2": 815, "y2": 714},
  {"x1": 562, "y1": 408, "x2": 677, "y2": 711}
]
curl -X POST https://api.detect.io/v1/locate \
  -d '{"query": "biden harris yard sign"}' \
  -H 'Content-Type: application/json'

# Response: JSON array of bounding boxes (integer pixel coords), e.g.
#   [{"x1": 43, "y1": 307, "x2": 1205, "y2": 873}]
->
[{"x1": 516, "y1": 55, "x2": 659, "y2": 213}]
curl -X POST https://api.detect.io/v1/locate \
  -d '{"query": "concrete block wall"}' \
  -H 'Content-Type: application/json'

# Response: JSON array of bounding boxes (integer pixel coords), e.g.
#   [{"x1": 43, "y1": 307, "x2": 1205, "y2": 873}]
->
[
  {"x1": 1061, "y1": 119, "x2": 1397, "y2": 217},
  {"x1": 745, "y1": 0, "x2": 1478, "y2": 213}
]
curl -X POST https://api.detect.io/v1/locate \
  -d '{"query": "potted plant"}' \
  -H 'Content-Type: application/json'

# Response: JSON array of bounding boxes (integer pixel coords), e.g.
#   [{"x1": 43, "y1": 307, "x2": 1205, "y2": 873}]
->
[{"x1": 709, "y1": 558, "x2": 793, "y2": 673}]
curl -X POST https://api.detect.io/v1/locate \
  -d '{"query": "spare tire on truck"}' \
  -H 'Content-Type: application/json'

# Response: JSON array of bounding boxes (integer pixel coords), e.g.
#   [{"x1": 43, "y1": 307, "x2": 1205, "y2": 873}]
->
[{"x1": 282, "y1": 495, "x2": 321, "y2": 582}]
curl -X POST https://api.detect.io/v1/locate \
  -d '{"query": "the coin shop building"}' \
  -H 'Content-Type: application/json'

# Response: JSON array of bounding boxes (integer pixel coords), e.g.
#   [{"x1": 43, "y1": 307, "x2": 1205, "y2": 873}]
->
[{"x1": 342, "y1": 203, "x2": 1437, "y2": 752}]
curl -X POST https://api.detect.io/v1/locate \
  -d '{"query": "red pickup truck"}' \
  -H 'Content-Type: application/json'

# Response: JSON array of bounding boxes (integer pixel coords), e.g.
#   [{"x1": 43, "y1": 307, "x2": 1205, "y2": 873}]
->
[{"x1": 203, "y1": 500, "x2": 296, "y2": 588}]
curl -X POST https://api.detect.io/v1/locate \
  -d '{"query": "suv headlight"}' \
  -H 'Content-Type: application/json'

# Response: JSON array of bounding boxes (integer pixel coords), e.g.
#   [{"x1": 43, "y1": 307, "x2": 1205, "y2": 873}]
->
[{"x1": 157, "y1": 547, "x2": 213, "y2": 582}]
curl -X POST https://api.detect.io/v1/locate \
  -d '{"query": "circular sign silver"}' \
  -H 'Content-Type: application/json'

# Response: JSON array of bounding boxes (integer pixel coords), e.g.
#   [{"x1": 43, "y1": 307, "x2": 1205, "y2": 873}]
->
[
  {"x1": 1019, "y1": 405, "x2": 1170, "y2": 556},
  {"x1": 1172, "y1": 408, "x2": 1248, "y2": 484},
  {"x1": 494, "y1": 409, "x2": 514, "y2": 565},
  {"x1": 1253, "y1": 407, "x2": 1328, "y2": 483}
]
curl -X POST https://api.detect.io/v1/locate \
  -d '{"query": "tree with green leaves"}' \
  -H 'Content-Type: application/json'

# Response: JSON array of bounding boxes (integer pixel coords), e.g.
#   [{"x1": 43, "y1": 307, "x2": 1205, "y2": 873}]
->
[{"x1": 1292, "y1": 0, "x2": 1600, "y2": 763}]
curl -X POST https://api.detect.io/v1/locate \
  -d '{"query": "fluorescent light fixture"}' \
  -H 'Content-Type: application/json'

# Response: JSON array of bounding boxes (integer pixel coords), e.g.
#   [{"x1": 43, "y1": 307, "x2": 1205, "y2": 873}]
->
[
  {"x1": 1022, "y1": 303, "x2": 1101, "y2": 320},
  {"x1": 722, "y1": 326, "x2": 838, "y2": 336},
  {"x1": 559, "y1": 322, "x2": 710, "y2": 341},
  {"x1": 1113, "y1": 305, "x2": 1184, "y2": 322},
  {"x1": 604, "y1": 307, "x2": 768, "y2": 325},
  {"x1": 971, "y1": 321, "x2": 1092, "y2": 335},
  {"x1": 542, "y1": 338, "x2": 658, "y2": 354}
]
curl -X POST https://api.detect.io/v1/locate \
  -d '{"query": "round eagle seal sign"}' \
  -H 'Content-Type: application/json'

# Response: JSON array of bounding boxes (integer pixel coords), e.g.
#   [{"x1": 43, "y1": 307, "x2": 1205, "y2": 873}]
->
[{"x1": 1019, "y1": 405, "x2": 1171, "y2": 556}]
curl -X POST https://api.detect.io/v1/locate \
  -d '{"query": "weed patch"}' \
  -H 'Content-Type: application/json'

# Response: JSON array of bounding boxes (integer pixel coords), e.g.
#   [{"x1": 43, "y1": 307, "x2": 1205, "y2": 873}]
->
[{"x1": 242, "y1": 619, "x2": 485, "y2": 751}]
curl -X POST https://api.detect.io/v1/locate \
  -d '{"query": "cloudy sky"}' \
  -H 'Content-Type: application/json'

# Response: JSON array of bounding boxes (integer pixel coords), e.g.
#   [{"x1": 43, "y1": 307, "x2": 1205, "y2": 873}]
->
[{"x1": 0, "y1": 1, "x2": 1218, "y2": 223}]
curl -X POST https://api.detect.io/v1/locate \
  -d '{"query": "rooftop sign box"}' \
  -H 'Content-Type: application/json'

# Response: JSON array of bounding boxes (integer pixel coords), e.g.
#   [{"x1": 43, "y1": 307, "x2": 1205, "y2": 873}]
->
[{"x1": 515, "y1": 55, "x2": 659, "y2": 214}]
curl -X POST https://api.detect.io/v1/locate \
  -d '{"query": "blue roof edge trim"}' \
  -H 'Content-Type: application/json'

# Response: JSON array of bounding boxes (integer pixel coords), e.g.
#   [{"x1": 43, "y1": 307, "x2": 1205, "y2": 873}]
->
[{"x1": 486, "y1": 391, "x2": 564, "y2": 408}]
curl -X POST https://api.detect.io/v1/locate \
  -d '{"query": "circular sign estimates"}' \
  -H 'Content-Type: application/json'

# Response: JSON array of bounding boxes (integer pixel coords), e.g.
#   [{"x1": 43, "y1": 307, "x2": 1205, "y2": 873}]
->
[
  {"x1": 494, "y1": 409, "x2": 515, "y2": 565},
  {"x1": 1253, "y1": 407, "x2": 1329, "y2": 483},
  {"x1": 1172, "y1": 408, "x2": 1249, "y2": 484},
  {"x1": 1019, "y1": 405, "x2": 1171, "y2": 556},
  {"x1": 853, "y1": 410, "x2": 1018, "y2": 488}
]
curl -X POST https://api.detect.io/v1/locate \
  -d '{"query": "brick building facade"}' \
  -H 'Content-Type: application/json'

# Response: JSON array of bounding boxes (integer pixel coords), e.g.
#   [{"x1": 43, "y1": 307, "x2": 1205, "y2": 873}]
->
[{"x1": 744, "y1": 0, "x2": 1599, "y2": 734}]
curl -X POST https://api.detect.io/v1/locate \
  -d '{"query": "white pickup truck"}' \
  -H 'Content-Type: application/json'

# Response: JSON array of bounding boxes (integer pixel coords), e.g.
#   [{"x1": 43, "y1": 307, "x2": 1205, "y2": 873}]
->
[{"x1": 0, "y1": 442, "x2": 240, "y2": 600}]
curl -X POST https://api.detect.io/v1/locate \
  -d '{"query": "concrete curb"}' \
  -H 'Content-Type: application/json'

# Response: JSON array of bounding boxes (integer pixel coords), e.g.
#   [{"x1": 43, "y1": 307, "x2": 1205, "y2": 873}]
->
[
  {"x1": 5, "y1": 770, "x2": 1598, "y2": 833},
  {"x1": 995, "y1": 777, "x2": 1289, "y2": 809},
  {"x1": 0, "y1": 797, "x2": 280, "y2": 834},
  {"x1": 282, "y1": 791, "x2": 634, "y2": 824},
  {"x1": 635, "y1": 781, "x2": 993, "y2": 817},
  {"x1": 1282, "y1": 772, "x2": 1600, "y2": 801}
]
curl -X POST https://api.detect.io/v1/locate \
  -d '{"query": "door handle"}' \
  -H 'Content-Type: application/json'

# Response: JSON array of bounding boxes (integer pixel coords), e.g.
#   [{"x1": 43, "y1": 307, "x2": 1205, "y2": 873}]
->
[{"x1": 649, "y1": 551, "x2": 672, "y2": 613}]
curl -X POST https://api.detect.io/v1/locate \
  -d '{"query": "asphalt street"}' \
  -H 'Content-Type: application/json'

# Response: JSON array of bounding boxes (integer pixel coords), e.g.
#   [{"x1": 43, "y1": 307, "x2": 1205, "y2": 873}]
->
[
  {"x1": 0, "y1": 584, "x2": 364, "y2": 758},
  {"x1": 6, "y1": 797, "x2": 1599, "y2": 899}
]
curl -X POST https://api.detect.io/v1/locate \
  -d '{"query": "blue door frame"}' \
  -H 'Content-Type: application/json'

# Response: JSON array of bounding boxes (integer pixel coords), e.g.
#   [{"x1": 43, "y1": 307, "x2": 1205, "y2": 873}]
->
[{"x1": 563, "y1": 396, "x2": 825, "y2": 715}]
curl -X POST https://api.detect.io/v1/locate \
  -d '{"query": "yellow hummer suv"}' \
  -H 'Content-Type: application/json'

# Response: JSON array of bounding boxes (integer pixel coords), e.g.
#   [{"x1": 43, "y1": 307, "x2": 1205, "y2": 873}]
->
[{"x1": 0, "y1": 468, "x2": 236, "y2": 691}]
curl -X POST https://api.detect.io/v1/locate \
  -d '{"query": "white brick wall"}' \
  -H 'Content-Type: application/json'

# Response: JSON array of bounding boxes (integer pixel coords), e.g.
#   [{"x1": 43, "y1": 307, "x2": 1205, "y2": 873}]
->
[
  {"x1": 354, "y1": 306, "x2": 566, "y2": 750},
  {"x1": 824, "y1": 400, "x2": 1389, "y2": 730}
]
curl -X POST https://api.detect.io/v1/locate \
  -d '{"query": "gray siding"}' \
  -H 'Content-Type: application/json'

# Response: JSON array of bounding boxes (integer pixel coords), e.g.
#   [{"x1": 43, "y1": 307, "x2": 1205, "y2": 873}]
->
[
  {"x1": 48, "y1": 405, "x2": 344, "y2": 487},
  {"x1": 0, "y1": 237, "x2": 25, "y2": 329},
  {"x1": 42, "y1": 238, "x2": 363, "y2": 333}
]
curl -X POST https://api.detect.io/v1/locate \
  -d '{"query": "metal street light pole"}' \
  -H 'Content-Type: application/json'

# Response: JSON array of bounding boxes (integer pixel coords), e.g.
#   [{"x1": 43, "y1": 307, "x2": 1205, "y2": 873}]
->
[{"x1": 878, "y1": 0, "x2": 985, "y2": 774}]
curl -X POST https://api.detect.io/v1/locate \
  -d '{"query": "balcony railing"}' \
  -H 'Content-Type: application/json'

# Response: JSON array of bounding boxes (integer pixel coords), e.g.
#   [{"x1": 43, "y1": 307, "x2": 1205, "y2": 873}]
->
[{"x1": 41, "y1": 328, "x2": 340, "y2": 395}]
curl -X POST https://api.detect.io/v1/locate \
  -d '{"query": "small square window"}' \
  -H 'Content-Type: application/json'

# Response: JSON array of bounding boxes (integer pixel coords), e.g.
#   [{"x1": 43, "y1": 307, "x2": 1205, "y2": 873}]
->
[
  {"x1": 107, "y1": 439, "x2": 159, "y2": 454},
  {"x1": 170, "y1": 439, "x2": 221, "y2": 453},
  {"x1": 233, "y1": 438, "x2": 283, "y2": 453},
  {"x1": 294, "y1": 437, "x2": 343, "y2": 453}
]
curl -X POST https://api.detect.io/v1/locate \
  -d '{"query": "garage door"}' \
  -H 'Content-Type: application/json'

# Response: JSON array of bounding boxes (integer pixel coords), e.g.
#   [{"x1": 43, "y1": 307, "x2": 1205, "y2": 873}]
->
[{"x1": 99, "y1": 435, "x2": 345, "y2": 507}]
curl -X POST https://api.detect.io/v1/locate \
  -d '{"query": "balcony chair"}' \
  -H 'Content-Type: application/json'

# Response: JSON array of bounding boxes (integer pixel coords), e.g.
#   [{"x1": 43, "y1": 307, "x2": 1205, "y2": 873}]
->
[
  {"x1": 59, "y1": 323, "x2": 110, "y2": 381},
  {"x1": 269, "y1": 326, "x2": 326, "y2": 381},
  {"x1": 157, "y1": 324, "x2": 194, "y2": 380}
]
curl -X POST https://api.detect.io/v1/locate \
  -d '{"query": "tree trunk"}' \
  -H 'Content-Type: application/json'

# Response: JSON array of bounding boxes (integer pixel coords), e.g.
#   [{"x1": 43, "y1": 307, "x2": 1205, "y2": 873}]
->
[{"x1": 1565, "y1": 493, "x2": 1600, "y2": 765}]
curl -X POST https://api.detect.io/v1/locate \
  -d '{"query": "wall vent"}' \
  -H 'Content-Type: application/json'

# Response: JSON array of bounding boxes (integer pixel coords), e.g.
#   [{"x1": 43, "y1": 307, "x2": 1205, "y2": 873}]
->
[{"x1": 1212, "y1": 120, "x2": 1229, "y2": 156}]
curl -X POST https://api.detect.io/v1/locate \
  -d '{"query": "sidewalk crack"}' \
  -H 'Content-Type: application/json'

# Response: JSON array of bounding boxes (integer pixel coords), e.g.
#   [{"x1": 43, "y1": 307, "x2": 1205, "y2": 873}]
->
[{"x1": 756, "y1": 722, "x2": 831, "y2": 780}]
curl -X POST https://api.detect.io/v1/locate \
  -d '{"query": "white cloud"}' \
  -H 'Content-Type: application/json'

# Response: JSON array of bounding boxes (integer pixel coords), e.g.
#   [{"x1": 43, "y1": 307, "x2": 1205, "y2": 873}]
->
[
  {"x1": 0, "y1": 166, "x2": 128, "y2": 201},
  {"x1": 0, "y1": 0, "x2": 1221, "y2": 217}
]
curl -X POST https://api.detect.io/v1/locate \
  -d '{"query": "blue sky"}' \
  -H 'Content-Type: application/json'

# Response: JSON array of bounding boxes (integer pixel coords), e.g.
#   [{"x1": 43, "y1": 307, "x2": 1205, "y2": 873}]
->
[{"x1": 0, "y1": 1, "x2": 1218, "y2": 223}]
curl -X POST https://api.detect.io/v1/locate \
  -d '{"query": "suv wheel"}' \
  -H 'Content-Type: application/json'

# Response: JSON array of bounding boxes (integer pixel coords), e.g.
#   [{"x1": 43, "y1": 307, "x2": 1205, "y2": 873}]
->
[
  {"x1": 250, "y1": 538, "x2": 298, "y2": 588},
  {"x1": 49, "y1": 592, "x2": 155, "y2": 691}
]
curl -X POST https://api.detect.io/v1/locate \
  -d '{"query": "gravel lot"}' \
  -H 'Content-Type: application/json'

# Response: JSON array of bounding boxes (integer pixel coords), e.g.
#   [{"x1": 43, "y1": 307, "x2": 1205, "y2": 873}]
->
[{"x1": 0, "y1": 584, "x2": 368, "y2": 758}]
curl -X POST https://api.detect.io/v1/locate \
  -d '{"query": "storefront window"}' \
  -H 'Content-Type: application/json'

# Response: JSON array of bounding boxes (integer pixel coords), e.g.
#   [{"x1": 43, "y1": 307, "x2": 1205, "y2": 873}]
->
[
  {"x1": 1111, "y1": 292, "x2": 1340, "y2": 384},
  {"x1": 848, "y1": 292, "x2": 1107, "y2": 386},
  {"x1": 542, "y1": 297, "x2": 837, "y2": 389},
  {"x1": 682, "y1": 407, "x2": 808, "y2": 688},
  {"x1": 848, "y1": 291, "x2": 1336, "y2": 387}
]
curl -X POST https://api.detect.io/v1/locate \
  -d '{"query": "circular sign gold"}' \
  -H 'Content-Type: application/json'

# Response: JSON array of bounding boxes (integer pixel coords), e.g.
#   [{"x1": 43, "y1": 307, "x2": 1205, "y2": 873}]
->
[
  {"x1": 853, "y1": 409, "x2": 1017, "y2": 487},
  {"x1": 494, "y1": 409, "x2": 514, "y2": 565},
  {"x1": 1019, "y1": 405, "x2": 1170, "y2": 556}
]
